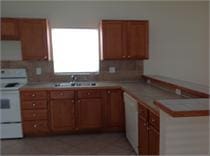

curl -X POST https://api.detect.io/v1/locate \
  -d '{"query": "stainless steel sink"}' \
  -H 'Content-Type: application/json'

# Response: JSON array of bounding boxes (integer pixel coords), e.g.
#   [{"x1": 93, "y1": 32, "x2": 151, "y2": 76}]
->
[{"x1": 54, "y1": 82, "x2": 96, "y2": 87}]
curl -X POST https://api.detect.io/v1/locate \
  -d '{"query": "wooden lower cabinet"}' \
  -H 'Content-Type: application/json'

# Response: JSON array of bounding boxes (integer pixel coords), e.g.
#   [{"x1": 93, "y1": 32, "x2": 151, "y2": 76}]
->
[
  {"x1": 139, "y1": 104, "x2": 160, "y2": 155},
  {"x1": 106, "y1": 89, "x2": 124, "y2": 130},
  {"x1": 148, "y1": 125, "x2": 159, "y2": 155},
  {"x1": 77, "y1": 98, "x2": 103, "y2": 130},
  {"x1": 50, "y1": 100, "x2": 75, "y2": 132},
  {"x1": 139, "y1": 117, "x2": 149, "y2": 155}
]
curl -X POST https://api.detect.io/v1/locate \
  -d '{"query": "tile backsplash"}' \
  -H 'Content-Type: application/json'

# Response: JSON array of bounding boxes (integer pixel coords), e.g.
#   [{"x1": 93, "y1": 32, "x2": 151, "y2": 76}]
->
[{"x1": 0, "y1": 60, "x2": 143, "y2": 82}]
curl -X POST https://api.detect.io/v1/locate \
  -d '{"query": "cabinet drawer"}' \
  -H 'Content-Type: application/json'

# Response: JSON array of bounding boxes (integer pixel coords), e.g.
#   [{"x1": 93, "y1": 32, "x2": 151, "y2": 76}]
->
[
  {"x1": 21, "y1": 91, "x2": 47, "y2": 100},
  {"x1": 23, "y1": 120, "x2": 49, "y2": 134},
  {"x1": 78, "y1": 90, "x2": 102, "y2": 98},
  {"x1": 21, "y1": 100, "x2": 47, "y2": 109},
  {"x1": 22, "y1": 110, "x2": 48, "y2": 121},
  {"x1": 50, "y1": 90, "x2": 74, "y2": 99},
  {"x1": 139, "y1": 104, "x2": 148, "y2": 120},
  {"x1": 149, "y1": 111, "x2": 159, "y2": 130}
]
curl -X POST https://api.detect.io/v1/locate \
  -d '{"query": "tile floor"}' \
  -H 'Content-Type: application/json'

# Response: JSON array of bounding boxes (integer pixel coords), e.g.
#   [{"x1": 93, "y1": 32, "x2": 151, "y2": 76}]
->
[{"x1": 0, "y1": 133, "x2": 136, "y2": 155}]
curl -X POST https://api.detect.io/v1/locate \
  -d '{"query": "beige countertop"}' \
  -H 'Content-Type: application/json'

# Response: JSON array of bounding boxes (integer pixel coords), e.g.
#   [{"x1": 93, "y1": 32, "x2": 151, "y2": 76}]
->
[
  {"x1": 154, "y1": 98, "x2": 210, "y2": 117},
  {"x1": 20, "y1": 80, "x2": 185, "y2": 114}
]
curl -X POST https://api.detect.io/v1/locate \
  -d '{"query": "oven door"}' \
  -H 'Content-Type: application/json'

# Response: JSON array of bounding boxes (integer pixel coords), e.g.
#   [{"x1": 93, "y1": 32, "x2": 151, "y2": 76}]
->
[{"x1": 0, "y1": 91, "x2": 21, "y2": 123}]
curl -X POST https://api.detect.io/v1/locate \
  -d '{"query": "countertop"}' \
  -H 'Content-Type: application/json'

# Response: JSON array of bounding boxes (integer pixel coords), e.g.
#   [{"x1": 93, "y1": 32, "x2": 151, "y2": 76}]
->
[
  {"x1": 155, "y1": 98, "x2": 210, "y2": 117},
  {"x1": 20, "y1": 80, "x2": 185, "y2": 114}
]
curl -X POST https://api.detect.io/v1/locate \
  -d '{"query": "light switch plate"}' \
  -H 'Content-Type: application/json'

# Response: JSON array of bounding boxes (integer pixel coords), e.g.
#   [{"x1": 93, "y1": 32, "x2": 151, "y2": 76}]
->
[
  {"x1": 175, "y1": 88, "x2": 182, "y2": 95},
  {"x1": 36, "y1": 67, "x2": 42, "y2": 75},
  {"x1": 109, "y1": 67, "x2": 116, "y2": 73}
]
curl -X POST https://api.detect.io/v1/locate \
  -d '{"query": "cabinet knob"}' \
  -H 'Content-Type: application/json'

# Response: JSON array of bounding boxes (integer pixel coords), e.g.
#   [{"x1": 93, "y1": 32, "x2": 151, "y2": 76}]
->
[
  {"x1": 128, "y1": 56, "x2": 131, "y2": 58},
  {"x1": 78, "y1": 100, "x2": 80, "y2": 103},
  {"x1": 33, "y1": 114, "x2": 36, "y2": 117},
  {"x1": 33, "y1": 124, "x2": 37, "y2": 128},
  {"x1": 32, "y1": 103, "x2": 36, "y2": 107},
  {"x1": 147, "y1": 127, "x2": 150, "y2": 131},
  {"x1": 107, "y1": 91, "x2": 111, "y2": 94},
  {"x1": 43, "y1": 56, "x2": 48, "y2": 60},
  {"x1": 87, "y1": 92, "x2": 90, "y2": 95},
  {"x1": 32, "y1": 94, "x2": 36, "y2": 97},
  {"x1": 72, "y1": 100, "x2": 74, "y2": 103},
  {"x1": 152, "y1": 119, "x2": 155, "y2": 122},
  {"x1": 60, "y1": 93, "x2": 64, "y2": 96},
  {"x1": 122, "y1": 56, "x2": 126, "y2": 58},
  {"x1": 144, "y1": 123, "x2": 147, "y2": 127}
]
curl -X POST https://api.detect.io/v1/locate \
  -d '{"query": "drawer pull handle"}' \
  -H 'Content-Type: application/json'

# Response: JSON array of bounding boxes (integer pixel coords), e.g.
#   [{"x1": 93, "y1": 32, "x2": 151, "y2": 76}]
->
[
  {"x1": 33, "y1": 124, "x2": 37, "y2": 128},
  {"x1": 32, "y1": 103, "x2": 36, "y2": 107}
]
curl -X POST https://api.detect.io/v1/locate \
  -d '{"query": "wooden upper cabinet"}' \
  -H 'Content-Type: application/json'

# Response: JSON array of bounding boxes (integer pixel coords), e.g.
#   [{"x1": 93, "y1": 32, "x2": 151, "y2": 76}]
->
[
  {"x1": 127, "y1": 21, "x2": 149, "y2": 59},
  {"x1": 101, "y1": 21, "x2": 126, "y2": 59},
  {"x1": 1, "y1": 18, "x2": 19, "y2": 40},
  {"x1": 18, "y1": 19, "x2": 51, "y2": 60},
  {"x1": 100, "y1": 20, "x2": 149, "y2": 60}
]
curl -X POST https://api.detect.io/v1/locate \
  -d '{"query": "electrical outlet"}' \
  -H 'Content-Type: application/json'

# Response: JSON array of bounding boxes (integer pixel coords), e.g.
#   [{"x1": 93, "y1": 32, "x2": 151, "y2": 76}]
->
[
  {"x1": 175, "y1": 88, "x2": 181, "y2": 95},
  {"x1": 109, "y1": 67, "x2": 116, "y2": 73},
  {"x1": 36, "y1": 67, "x2": 42, "y2": 75}
]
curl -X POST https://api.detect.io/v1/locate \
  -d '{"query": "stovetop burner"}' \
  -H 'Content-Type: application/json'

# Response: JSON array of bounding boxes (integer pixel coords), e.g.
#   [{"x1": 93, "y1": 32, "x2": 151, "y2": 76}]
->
[{"x1": 5, "y1": 83, "x2": 20, "y2": 88}]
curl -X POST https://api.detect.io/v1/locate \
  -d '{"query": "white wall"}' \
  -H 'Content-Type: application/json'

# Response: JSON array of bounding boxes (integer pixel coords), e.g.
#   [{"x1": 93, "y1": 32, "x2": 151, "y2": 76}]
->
[{"x1": 1, "y1": 1, "x2": 209, "y2": 86}]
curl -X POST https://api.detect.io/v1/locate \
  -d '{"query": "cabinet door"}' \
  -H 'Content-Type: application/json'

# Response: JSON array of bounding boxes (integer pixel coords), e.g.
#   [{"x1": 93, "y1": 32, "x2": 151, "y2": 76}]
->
[
  {"x1": 148, "y1": 125, "x2": 159, "y2": 155},
  {"x1": 127, "y1": 21, "x2": 149, "y2": 59},
  {"x1": 107, "y1": 89, "x2": 124, "y2": 129},
  {"x1": 101, "y1": 20, "x2": 126, "y2": 59},
  {"x1": 77, "y1": 98, "x2": 103, "y2": 130},
  {"x1": 1, "y1": 18, "x2": 19, "y2": 40},
  {"x1": 50, "y1": 100, "x2": 75, "y2": 131},
  {"x1": 19, "y1": 19, "x2": 50, "y2": 60},
  {"x1": 139, "y1": 117, "x2": 149, "y2": 155}
]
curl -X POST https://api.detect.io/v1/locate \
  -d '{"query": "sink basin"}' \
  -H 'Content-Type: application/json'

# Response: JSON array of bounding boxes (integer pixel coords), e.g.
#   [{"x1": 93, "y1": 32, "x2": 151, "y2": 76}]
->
[{"x1": 54, "y1": 82, "x2": 96, "y2": 87}]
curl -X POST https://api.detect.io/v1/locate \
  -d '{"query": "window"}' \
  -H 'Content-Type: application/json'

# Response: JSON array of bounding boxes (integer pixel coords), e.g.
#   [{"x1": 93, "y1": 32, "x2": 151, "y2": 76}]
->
[{"x1": 51, "y1": 28, "x2": 99, "y2": 74}]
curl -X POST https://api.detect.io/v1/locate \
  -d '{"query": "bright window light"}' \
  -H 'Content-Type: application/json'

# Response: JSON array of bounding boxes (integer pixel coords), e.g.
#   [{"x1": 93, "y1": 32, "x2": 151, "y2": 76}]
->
[{"x1": 51, "y1": 28, "x2": 99, "y2": 74}]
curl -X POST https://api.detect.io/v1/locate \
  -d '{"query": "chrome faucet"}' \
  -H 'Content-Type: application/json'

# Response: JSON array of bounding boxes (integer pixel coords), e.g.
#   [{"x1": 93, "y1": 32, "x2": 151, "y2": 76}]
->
[{"x1": 71, "y1": 75, "x2": 77, "y2": 83}]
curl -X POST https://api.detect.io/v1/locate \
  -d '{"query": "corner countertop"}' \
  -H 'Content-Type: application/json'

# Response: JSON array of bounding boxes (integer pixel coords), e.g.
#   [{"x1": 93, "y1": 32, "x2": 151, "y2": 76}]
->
[
  {"x1": 154, "y1": 98, "x2": 210, "y2": 117},
  {"x1": 20, "y1": 80, "x2": 185, "y2": 115}
]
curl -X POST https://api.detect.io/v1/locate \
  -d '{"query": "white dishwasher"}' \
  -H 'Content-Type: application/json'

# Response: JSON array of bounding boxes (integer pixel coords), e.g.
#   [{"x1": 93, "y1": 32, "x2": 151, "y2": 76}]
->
[{"x1": 123, "y1": 92, "x2": 139, "y2": 154}]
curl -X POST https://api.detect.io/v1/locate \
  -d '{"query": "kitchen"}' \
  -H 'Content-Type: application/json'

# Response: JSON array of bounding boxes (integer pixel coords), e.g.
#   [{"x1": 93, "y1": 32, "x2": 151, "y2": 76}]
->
[{"x1": 0, "y1": 0, "x2": 209, "y2": 155}]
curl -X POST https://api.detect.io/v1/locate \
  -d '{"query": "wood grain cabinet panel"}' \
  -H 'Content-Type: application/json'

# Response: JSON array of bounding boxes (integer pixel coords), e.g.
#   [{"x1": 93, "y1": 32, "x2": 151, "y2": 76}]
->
[
  {"x1": 127, "y1": 21, "x2": 149, "y2": 59},
  {"x1": 101, "y1": 21, "x2": 126, "y2": 59},
  {"x1": 21, "y1": 100, "x2": 47, "y2": 110},
  {"x1": 18, "y1": 19, "x2": 51, "y2": 60},
  {"x1": 50, "y1": 100, "x2": 75, "y2": 132},
  {"x1": 21, "y1": 91, "x2": 47, "y2": 100},
  {"x1": 22, "y1": 109, "x2": 48, "y2": 121},
  {"x1": 148, "y1": 126, "x2": 159, "y2": 155},
  {"x1": 77, "y1": 98, "x2": 103, "y2": 130},
  {"x1": 20, "y1": 90, "x2": 49, "y2": 136},
  {"x1": 23, "y1": 121, "x2": 49, "y2": 135},
  {"x1": 100, "y1": 20, "x2": 148, "y2": 60},
  {"x1": 106, "y1": 89, "x2": 124, "y2": 130},
  {"x1": 1, "y1": 18, "x2": 19, "y2": 40},
  {"x1": 138, "y1": 104, "x2": 159, "y2": 155}
]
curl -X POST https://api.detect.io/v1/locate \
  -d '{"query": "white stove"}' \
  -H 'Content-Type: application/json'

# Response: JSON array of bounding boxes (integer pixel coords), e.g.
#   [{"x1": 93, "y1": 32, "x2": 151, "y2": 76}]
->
[{"x1": 0, "y1": 68, "x2": 27, "y2": 139}]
